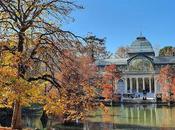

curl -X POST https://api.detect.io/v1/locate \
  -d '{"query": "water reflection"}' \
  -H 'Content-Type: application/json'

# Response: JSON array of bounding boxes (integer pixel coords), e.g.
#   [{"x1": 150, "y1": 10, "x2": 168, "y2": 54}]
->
[
  {"x1": 22, "y1": 114, "x2": 43, "y2": 129},
  {"x1": 86, "y1": 104, "x2": 175, "y2": 130},
  {"x1": 1, "y1": 104, "x2": 175, "y2": 130}
]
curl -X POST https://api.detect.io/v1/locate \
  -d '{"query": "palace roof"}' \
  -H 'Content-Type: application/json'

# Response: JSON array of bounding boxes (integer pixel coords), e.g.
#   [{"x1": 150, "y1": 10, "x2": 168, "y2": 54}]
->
[
  {"x1": 153, "y1": 56, "x2": 175, "y2": 64},
  {"x1": 96, "y1": 36, "x2": 175, "y2": 66},
  {"x1": 128, "y1": 36, "x2": 154, "y2": 54},
  {"x1": 96, "y1": 56, "x2": 175, "y2": 66},
  {"x1": 96, "y1": 58, "x2": 128, "y2": 66}
]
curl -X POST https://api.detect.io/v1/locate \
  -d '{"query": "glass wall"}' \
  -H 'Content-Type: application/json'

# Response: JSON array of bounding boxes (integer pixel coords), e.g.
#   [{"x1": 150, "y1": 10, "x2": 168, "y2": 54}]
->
[{"x1": 128, "y1": 56, "x2": 154, "y2": 72}]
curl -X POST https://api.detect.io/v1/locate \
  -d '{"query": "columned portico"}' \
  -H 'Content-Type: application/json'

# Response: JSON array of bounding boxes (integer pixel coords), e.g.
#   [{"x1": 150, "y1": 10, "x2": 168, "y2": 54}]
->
[
  {"x1": 136, "y1": 77, "x2": 139, "y2": 93},
  {"x1": 125, "y1": 78, "x2": 127, "y2": 93},
  {"x1": 149, "y1": 77, "x2": 151, "y2": 93},
  {"x1": 143, "y1": 77, "x2": 145, "y2": 91},
  {"x1": 130, "y1": 78, "x2": 132, "y2": 93},
  {"x1": 124, "y1": 75, "x2": 156, "y2": 97}
]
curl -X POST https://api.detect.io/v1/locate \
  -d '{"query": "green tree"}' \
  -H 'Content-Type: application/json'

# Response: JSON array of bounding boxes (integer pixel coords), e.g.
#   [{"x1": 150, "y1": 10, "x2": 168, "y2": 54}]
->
[
  {"x1": 159, "y1": 46, "x2": 175, "y2": 56},
  {"x1": 84, "y1": 34, "x2": 111, "y2": 61}
]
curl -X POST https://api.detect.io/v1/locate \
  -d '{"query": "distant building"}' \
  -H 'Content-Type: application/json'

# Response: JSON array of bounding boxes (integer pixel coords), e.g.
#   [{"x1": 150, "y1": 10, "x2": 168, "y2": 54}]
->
[{"x1": 96, "y1": 36, "x2": 175, "y2": 99}]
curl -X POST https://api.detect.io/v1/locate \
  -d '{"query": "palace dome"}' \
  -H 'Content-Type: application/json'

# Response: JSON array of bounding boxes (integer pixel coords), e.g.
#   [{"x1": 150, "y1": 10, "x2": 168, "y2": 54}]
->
[{"x1": 128, "y1": 36, "x2": 155, "y2": 54}]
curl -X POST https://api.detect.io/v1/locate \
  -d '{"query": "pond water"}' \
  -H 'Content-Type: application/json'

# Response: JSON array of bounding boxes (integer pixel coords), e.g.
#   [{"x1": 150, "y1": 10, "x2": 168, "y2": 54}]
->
[
  {"x1": 85, "y1": 104, "x2": 175, "y2": 130},
  {"x1": 2, "y1": 104, "x2": 175, "y2": 130}
]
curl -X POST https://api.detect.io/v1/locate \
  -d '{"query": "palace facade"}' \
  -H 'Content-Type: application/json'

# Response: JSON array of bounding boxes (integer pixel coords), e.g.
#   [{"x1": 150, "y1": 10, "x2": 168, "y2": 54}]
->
[{"x1": 96, "y1": 36, "x2": 175, "y2": 99}]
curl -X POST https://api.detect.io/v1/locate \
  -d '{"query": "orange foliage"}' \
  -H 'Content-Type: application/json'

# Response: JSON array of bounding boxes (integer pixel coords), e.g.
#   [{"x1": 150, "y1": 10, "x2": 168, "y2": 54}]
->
[
  {"x1": 103, "y1": 64, "x2": 120, "y2": 83},
  {"x1": 102, "y1": 84, "x2": 113, "y2": 99},
  {"x1": 157, "y1": 65, "x2": 175, "y2": 101},
  {"x1": 102, "y1": 64, "x2": 120, "y2": 99},
  {"x1": 49, "y1": 51, "x2": 101, "y2": 121}
]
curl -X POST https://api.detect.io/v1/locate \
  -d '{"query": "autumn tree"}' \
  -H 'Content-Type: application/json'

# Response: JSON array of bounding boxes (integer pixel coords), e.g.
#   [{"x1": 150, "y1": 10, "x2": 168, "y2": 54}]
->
[
  {"x1": 0, "y1": 0, "x2": 84, "y2": 129},
  {"x1": 84, "y1": 35, "x2": 111, "y2": 62},
  {"x1": 44, "y1": 51, "x2": 102, "y2": 122},
  {"x1": 102, "y1": 84, "x2": 113, "y2": 100},
  {"x1": 102, "y1": 64, "x2": 120, "y2": 100},
  {"x1": 159, "y1": 46, "x2": 175, "y2": 56},
  {"x1": 115, "y1": 46, "x2": 129, "y2": 58},
  {"x1": 157, "y1": 65, "x2": 175, "y2": 102}
]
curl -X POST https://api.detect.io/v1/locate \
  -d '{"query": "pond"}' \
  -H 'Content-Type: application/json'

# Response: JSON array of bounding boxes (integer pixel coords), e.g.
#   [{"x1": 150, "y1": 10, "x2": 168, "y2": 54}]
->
[{"x1": 1, "y1": 104, "x2": 175, "y2": 130}]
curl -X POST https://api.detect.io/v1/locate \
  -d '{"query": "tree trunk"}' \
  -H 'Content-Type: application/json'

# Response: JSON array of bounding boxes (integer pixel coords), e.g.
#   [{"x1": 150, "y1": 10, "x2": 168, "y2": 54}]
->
[
  {"x1": 11, "y1": 100, "x2": 22, "y2": 130},
  {"x1": 11, "y1": 27, "x2": 25, "y2": 130},
  {"x1": 11, "y1": 31, "x2": 25, "y2": 129},
  {"x1": 18, "y1": 32, "x2": 25, "y2": 52}
]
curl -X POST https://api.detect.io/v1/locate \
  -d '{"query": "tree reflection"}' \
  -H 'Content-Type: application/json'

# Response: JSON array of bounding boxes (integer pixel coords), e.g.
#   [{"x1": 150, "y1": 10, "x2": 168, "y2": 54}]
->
[{"x1": 2, "y1": 105, "x2": 175, "y2": 130}]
